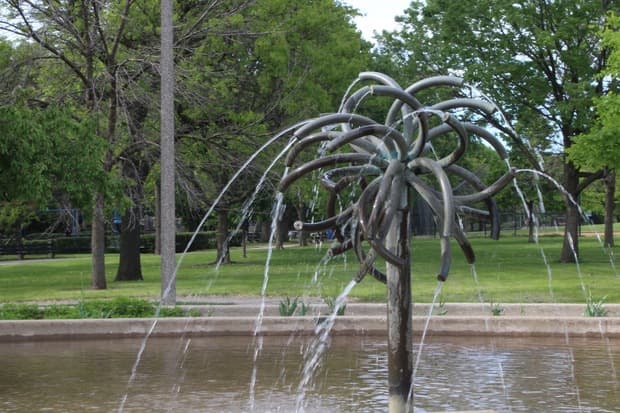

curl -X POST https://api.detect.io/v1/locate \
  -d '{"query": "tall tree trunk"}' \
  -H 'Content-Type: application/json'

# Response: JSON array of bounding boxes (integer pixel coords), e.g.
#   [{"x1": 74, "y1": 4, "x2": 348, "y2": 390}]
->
[
  {"x1": 114, "y1": 206, "x2": 143, "y2": 281},
  {"x1": 216, "y1": 209, "x2": 231, "y2": 264},
  {"x1": 275, "y1": 205, "x2": 294, "y2": 249},
  {"x1": 91, "y1": 192, "x2": 107, "y2": 289},
  {"x1": 294, "y1": 202, "x2": 308, "y2": 246},
  {"x1": 259, "y1": 221, "x2": 270, "y2": 243},
  {"x1": 241, "y1": 219, "x2": 249, "y2": 258},
  {"x1": 527, "y1": 200, "x2": 535, "y2": 243},
  {"x1": 561, "y1": 162, "x2": 580, "y2": 263},
  {"x1": 604, "y1": 169, "x2": 615, "y2": 248}
]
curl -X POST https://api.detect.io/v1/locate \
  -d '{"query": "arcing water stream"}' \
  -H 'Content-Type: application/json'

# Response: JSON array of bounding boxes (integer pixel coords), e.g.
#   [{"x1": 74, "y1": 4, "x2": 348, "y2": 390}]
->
[{"x1": 115, "y1": 70, "x2": 620, "y2": 413}]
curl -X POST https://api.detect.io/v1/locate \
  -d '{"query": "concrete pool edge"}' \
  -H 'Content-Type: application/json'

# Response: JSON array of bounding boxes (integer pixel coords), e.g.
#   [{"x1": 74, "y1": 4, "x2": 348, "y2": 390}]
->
[{"x1": 2, "y1": 310, "x2": 620, "y2": 341}]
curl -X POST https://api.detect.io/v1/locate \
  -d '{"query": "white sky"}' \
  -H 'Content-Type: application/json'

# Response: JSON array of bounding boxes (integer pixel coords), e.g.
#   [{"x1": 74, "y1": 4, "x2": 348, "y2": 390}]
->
[{"x1": 343, "y1": 0, "x2": 411, "y2": 40}]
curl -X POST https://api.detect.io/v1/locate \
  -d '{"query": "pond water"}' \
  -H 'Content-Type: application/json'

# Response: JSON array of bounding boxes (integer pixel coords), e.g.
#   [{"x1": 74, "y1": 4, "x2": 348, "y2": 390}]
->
[{"x1": 1, "y1": 334, "x2": 619, "y2": 412}]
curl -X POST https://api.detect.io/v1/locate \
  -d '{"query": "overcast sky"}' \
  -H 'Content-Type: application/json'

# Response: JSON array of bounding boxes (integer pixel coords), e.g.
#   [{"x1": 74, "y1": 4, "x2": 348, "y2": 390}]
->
[{"x1": 343, "y1": 0, "x2": 411, "y2": 40}]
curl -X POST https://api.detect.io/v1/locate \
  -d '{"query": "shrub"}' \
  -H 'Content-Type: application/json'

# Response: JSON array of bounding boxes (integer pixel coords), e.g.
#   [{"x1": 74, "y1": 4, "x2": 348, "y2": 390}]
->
[
  {"x1": 0, "y1": 303, "x2": 45, "y2": 319},
  {"x1": 279, "y1": 296, "x2": 308, "y2": 316},
  {"x1": 584, "y1": 293, "x2": 608, "y2": 317},
  {"x1": 489, "y1": 302, "x2": 504, "y2": 316},
  {"x1": 52, "y1": 236, "x2": 91, "y2": 253},
  {"x1": 324, "y1": 296, "x2": 346, "y2": 316},
  {"x1": 0, "y1": 299, "x2": 204, "y2": 319}
]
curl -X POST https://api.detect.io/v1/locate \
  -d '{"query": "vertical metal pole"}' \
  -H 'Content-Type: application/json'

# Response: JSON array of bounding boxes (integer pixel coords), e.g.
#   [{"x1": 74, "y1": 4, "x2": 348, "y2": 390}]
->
[
  {"x1": 386, "y1": 179, "x2": 412, "y2": 413},
  {"x1": 160, "y1": 0, "x2": 176, "y2": 305}
]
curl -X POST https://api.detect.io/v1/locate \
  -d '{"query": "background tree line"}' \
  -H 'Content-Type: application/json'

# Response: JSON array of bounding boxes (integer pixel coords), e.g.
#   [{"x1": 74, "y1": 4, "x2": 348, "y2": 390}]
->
[{"x1": 0, "y1": 0, "x2": 619, "y2": 290}]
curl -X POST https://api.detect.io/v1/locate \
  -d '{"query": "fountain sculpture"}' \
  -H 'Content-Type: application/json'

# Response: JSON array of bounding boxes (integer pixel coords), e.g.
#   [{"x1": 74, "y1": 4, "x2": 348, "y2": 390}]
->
[{"x1": 277, "y1": 72, "x2": 516, "y2": 412}]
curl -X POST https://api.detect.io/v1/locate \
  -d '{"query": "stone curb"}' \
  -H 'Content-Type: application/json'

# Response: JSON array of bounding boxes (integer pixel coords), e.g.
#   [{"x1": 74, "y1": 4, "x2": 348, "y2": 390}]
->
[
  {"x1": 189, "y1": 302, "x2": 620, "y2": 317},
  {"x1": 2, "y1": 314, "x2": 619, "y2": 342}
]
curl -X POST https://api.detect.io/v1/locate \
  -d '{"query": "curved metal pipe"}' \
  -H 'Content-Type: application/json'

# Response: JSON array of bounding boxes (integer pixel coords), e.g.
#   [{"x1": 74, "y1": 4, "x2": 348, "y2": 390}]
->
[
  {"x1": 368, "y1": 171, "x2": 407, "y2": 267},
  {"x1": 357, "y1": 72, "x2": 413, "y2": 135},
  {"x1": 368, "y1": 160, "x2": 402, "y2": 235},
  {"x1": 410, "y1": 113, "x2": 469, "y2": 169},
  {"x1": 407, "y1": 159, "x2": 455, "y2": 280},
  {"x1": 387, "y1": 76, "x2": 464, "y2": 128},
  {"x1": 447, "y1": 164, "x2": 501, "y2": 239},
  {"x1": 369, "y1": 237, "x2": 406, "y2": 267},
  {"x1": 452, "y1": 222, "x2": 476, "y2": 264},
  {"x1": 437, "y1": 114, "x2": 469, "y2": 168},
  {"x1": 454, "y1": 168, "x2": 516, "y2": 204},
  {"x1": 407, "y1": 158, "x2": 455, "y2": 238},
  {"x1": 463, "y1": 123, "x2": 508, "y2": 159},
  {"x1": 325, "y1": 124, "x2": 409, "y2": 162},
  {"x1": 292, "y1": 113, "x2": 376, "y2": 141},
  {"x1": 279, "y1": 153, "x2": 388, "y2": 192},
  {"x1": 432, "y1": 98, "x2": 496, "y2": 116},
  {"x1": 405, "y1": 112, "x2": 430, "y2": 160},
  {"x1": 285, "y1": 131, "x2": 340, "y2": 167},
  {"x1": 324, "y1": 179, "x2": 355, "y2": 229},
  {"x1": 369, "y1": 85, "x2": 423, "y2": 111},
  {"x1": 358, "y1": 71, "x2": 402, "y2": 87},
  {"x1": 328, "y1": 238, "x2": 353, "y2": 257},
  {"x1": 292, "y1": 206, "x2": 353, "y2": 233},
  {"x1": 352, "y1": 223, "x2": 387, "y2": 284},
  {"x1": 405, "y1": 75, "x2": 464, "y2": 95},
  {"x1": 321, "y1": 165, "x2": 382, "y2": 189},
  {"x1": 341, "y1": 86, "x2": 373, "y2": 115},
  {"x1": 357, "y1": 177, "x2": 382, "y2": 235}
]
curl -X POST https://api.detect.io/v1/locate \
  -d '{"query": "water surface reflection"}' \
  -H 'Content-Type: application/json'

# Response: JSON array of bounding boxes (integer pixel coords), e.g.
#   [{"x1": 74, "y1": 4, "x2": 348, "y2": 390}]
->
[{"x1": 1, "y1": 335, "x2": 618, "y2": 412}]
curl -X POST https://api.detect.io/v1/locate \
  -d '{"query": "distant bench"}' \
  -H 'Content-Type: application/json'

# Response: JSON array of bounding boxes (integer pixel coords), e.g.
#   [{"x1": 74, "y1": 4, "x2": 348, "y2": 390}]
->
[{"x1": 0, "y1": 241, "x2": 55, "y2": 259}]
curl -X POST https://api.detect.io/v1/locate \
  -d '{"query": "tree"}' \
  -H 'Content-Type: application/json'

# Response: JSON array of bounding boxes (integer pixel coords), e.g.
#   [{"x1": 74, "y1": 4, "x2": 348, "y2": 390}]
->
[
  {"x1": 380, "y1": 0, "x2": 619, "y2": 261},
  {"x1": 0, "y1": 0, "x2": 142, "y2": 288},
  {"x1": 172, "y1": 0, "x2": 371, "y2": 262},
  {"x1": 568, "y1": 14, "x2": 620, "y2": 247},
  {"x1": 0, "y1": 104, "x2": 103, "y2": 237}
]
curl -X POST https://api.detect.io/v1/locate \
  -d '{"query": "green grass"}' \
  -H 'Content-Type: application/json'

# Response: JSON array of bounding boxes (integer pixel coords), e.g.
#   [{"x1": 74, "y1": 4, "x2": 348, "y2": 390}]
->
[{"x1": 1, "y1": 234, "x2": 619, "y2": 304}]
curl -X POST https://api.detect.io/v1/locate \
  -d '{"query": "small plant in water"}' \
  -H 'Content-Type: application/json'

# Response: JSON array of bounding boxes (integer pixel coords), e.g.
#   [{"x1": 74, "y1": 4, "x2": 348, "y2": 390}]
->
[
  {"x1": 279, "y1": 296, "x2": 308, "y2": 316},
  {"x1": 433, "y1": 295, "x2": 448, "y2": 316},
  {"x1": 324, "y1": 296, "x2": 346, "y2": 316},
  {"x1": 489, "y1": 301, "x2": 504, "y2": 316},
  {"x1": 584, "y1": 293, "x2": 608, "y2": 317}
]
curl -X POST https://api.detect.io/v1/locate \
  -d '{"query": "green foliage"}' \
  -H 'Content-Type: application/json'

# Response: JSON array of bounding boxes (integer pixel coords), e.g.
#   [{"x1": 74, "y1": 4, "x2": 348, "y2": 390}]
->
[
  {"x1": 324, "y1": 296, "x2": 346, "y2": 316},
  {"x1": 0, "y1": 298, "x2": 202, "y2": 320},
  {"x1": 158, "y1": 307, "x2": 202, "y2": 317},
  {"x1": 278, "y1": 296, "x2": 308, "y2": 316},
  {"x1": 568, "y1": 15, "x2": 620, "y2": 172},
  {"x1": 489, "y1": 302, "x2": 504, "y2": 316},
  {"x1": 0, "y1": 105, "x2": 103, "y2": 234},
  {"x1": 388, "y1": 0, "x2": 618, "y2": 150},
  {"x1": 0, "y1": 303, "x2": 45, "y2": 320},
  {"x1": 584, "y1": 293, "x2": 608, "y2": 317},
  {"x1": 380, "y1": 0, "x2": 620, "y2": 260},
  {"x1": 433, "y1": 295, "x2": 448, "y2": 316},
  {"x1": 173, "y1": 0, "x2": 371, "y2": 236}
]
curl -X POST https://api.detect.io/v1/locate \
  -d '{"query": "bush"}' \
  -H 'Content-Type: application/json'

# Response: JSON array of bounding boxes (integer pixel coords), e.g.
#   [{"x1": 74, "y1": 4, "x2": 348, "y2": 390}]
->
[
  {"x1": 52, "y1": 236, "x2": 91, "y2": 253},
  {"x1": 6, "y1": 229, "x2": 245, "y2": 256},
  {"x1": 0, "y1": 303, "x2": 45, "y2": 319},
  {"x1": 77, "y1": 297, "x2": 155, "y2": 318},
  {"x1": 279, "y1": 296, "x2": 309, "y2": 316},
  {"x1": 584, "y1": 293, "x2": 608, "y2": 317},
  {"x1": 0, "y1": 298, "x2": 203, "y2": 319},
  {"x1": 21, "y1": 239, "x2": 54, "y2": 255}
]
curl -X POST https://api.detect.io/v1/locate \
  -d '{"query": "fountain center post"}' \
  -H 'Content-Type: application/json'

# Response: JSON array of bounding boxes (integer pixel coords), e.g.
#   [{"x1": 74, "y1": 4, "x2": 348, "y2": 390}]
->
[
  {"x1": 386, "y1": 175, "x2": 413, "y2": 413},
  {"x1": 276, "y1": 72, "x2": 519, "y2": 412}
]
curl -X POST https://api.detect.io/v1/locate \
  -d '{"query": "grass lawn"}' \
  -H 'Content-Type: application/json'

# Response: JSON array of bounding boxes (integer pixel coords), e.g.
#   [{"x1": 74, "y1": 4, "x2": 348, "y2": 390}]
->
[{"x1": 0, "y1": 233, "x2": 619, "y2": 304}]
